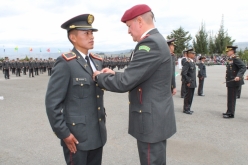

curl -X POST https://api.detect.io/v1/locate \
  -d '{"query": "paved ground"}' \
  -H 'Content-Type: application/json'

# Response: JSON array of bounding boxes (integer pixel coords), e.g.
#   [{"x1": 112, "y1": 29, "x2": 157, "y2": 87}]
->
[{"x1": 0, "y1": 65, "x2": 248, "y2": 165}]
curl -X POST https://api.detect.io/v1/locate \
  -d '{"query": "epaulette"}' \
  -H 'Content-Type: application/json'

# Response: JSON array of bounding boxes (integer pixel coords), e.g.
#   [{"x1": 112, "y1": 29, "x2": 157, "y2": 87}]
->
[
  {"x1": 62, "y1": 52, "x2": 77, "y2": 61},
  {"x1": 90, "y1": 53, "x2": 103, "y2": 61},
  {"x1": 231, "y1": 55, "x2": 239, "y2": 59}
]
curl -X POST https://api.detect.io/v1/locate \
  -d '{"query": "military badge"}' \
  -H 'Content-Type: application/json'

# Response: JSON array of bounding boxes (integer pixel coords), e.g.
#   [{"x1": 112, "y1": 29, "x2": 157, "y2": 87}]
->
[
  {"x1": 139, "y1": 45, "x2": 150, "y2": 52},
  {"x1": 87, "y1": 14, "x2": 94, "y2": 25}
]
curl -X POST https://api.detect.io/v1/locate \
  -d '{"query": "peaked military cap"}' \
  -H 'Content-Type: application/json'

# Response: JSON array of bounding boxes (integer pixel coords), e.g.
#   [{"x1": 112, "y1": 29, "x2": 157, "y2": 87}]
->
[
  {"x1": 186, "y1": 48, "x2": 196, "y2": 54},
  {"x1": 61, "y1": 14, "x2": 98, "y2": 32},
  {"x1": 199, "y1": 56, "x2": 206, "y2": 60},
  {"x1": 121, "y1": 4, "x2": 151, "y2": 23},
  {"x1": 167, "y1": 38, "x2": 176, "y2": 46},
  {"x1": 226, "y1": 46, "x2": 238, "y2": 52}
]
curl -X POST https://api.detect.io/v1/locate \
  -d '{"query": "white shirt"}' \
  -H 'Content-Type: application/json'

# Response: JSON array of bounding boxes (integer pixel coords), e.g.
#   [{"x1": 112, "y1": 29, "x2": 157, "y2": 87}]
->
[
  {"x1": 76, "y1": 49, "x2": 97, "y2": 72},
  {"x1": 140, "y1": 28, "x2": 155, "y2": 39}
]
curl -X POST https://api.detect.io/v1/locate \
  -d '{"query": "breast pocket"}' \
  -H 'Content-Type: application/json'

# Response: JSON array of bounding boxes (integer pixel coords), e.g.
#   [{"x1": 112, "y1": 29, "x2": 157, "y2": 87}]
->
[
  {"x1": 72, "y1": 78, "x2": 90, "y2": 99},
  {"x1": 66, "y1": 115, "x2": 87, "y2": 143},
  {"x1": 130, "y1": 103, "x2": 153, "y2": 134}
]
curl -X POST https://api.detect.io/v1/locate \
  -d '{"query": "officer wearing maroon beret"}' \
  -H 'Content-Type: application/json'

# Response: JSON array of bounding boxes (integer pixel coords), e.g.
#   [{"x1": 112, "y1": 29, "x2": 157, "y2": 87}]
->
[
  {"x1": 223, "y1": 46, "x2": 246, "y2": 118},
  {"x1": 45, "y1": 14, "x2": 106, "y2": 165},
  {"x1": 94, "y1": 4, "x2": 176, "y2": 165}
]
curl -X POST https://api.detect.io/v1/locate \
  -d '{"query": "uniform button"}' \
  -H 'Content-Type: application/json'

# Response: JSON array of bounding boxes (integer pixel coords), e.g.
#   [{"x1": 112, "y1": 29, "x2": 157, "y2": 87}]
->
[
  {"x1": 139, "y1": 110, "x2": 142, "y2": 113},
  {"x1": 99, "y1": 118, "x2": 101, "y2": 121},
  {"x1": 81, "y1": 84, "x2": 84, "y2": 86},
  {"x1": 98, "y1": 107, "x2": 100, "y2": 110},
  {"x1": 72, "y1": 123, "x2": 75, "y2": 126},
  {"x1": 96, "y1": 84, "x2": 98, "y2": 86},
  {"x1": 97, "y1": 95, "x2": 100, "y2": 98}
]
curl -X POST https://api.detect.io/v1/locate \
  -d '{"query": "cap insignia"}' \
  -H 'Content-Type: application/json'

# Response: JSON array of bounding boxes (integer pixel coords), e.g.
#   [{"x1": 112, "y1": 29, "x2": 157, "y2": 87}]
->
[{"x1": 88, "y1": 14, "x2": 94, "y2": 25}]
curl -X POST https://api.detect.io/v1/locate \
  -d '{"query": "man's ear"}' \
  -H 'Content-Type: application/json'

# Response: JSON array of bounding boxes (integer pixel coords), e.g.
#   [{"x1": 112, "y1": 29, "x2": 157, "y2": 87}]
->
[{"x1": 69, "y1": 33, "x2": 76, "y2": 43}]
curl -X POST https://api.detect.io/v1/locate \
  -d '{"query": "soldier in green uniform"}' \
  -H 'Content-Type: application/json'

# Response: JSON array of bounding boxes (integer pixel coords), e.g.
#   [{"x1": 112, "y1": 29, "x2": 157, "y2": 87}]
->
[
  {"x1": 45, "y1": 14, "x2": 106, "y2": 165},
  {"x1": 181, "y1": 49, "x2": 188, "y2": 98},
  {"x1": 3, "y1": 57, "x2": 10, "y2": 79},
  {"x1": 196, "y1": 56, "x2": 207, "y2": 96},
  {"x1": 181, "y1": 48, "x2": 197, "y2": 115},
  {"x1": 167, "y1": 38, "x2": 177, "y2": 95},
  {"x1": 223, "y1": 46, "x2": 246, "y2": 118}
]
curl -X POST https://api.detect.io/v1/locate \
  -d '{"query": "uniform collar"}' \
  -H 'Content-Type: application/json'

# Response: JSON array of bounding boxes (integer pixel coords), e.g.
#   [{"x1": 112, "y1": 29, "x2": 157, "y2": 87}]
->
[
  {"x1": 76, "y1": 49, "x2": 88, "y2": 60},
  {"x1": 140, "y1": 28, "x2": 155, "y2": 39}
]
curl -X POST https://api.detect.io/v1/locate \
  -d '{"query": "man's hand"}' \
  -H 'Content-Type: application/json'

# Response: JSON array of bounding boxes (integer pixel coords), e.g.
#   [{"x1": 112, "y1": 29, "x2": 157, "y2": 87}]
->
[
  {"x1": 200, "y1": 77, "x2": 204, "y2": 80},
  {"x1": 102, "y1": 68, "x2": 115, "y2": 74},
  {"x1": 245, "y1": 75, "x2": 248, "y2": 80},
  {"x1": 63, "y1": 133, "x2": 79, "y2": 153},
  {"x1": 93, "y1": 71, "x2": 101, "y2": 81},
  {"x1": 172, "y1": 88, "x2": 177, "y2": 95},
  {"x1": 187, "y1": 83, "x2": 191, "y2": 87},
  {"x1": 234, "y1": 77, "x2": 240, "y2": 81}
]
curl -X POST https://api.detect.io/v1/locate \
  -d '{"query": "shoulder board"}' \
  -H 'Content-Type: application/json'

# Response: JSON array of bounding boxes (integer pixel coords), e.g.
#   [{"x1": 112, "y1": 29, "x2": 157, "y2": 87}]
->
[
  {"x1": 62, "y1": 52, "x2": 76, "y2": 61},
  {"x1": 90, "y1": 53, "x2": 103, "y2": 61},
  {"x1": 232, "y1": 55, "x2": 239, "y2": 59}
]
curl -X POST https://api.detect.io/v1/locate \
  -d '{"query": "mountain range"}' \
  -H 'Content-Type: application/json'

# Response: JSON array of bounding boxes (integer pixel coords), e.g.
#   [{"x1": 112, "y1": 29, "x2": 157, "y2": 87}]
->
[{"x1": 1, "y1": 42, "x2": 247, "y2": 60}]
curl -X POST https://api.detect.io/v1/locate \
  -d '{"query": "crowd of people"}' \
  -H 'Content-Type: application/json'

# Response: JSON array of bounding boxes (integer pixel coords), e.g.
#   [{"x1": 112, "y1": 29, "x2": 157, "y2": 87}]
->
[
  {"x1": 1, "y1": 57, "x2": 55, "y2": 79},
  {"x1": 102, "y1": 57, "x2": 130, "y2": 70},
  {"x1": 0, "y1": 56, "x2": 130, "y2": 80}
]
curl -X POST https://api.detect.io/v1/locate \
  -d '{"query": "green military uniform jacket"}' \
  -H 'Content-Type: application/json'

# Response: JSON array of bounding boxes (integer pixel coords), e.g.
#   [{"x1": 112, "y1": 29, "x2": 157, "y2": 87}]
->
[
  {"x1": 97, "y1": 29, "x2": 176, "y2": 143},
  {"x1": 226, "y1": 55, "x2": 246, "y2": 87},
  {"x1": 45, "y1": 48, "x2": 107, "y2": 151}
]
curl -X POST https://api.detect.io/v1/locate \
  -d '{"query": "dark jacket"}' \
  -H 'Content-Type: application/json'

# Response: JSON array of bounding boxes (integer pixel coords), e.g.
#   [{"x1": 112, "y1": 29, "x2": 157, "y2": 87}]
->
[
  {"x1": 98, "y1": 28, "x2": 176, "y2": 143},
  {"x1": 226, "y1": 55, "x2": 246, "y2": 87},
  {"x1": 171, "y1": 54, "x2": 176, "y2": 89},
  {"x1": 197, "y1": 62, "x2": 206, "y2": 78},
  {"x1": 45, "y1": 48, "x2": 106, "y2": 151},
  {"x1": 181, "y1": 59, "x2": 197, "y2": 88}
]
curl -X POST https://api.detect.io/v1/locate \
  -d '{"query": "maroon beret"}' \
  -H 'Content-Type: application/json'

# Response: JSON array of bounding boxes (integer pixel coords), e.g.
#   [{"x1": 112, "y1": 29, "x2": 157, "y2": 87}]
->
[{"x1": 121, "y1": 4, "x2": 151, "y2": 23}]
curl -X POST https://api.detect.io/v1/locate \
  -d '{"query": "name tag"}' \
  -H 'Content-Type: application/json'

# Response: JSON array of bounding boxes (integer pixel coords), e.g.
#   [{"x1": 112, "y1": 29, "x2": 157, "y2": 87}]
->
[{"x1": 75, "y1": 78, "x2": 87, "y2": 81}]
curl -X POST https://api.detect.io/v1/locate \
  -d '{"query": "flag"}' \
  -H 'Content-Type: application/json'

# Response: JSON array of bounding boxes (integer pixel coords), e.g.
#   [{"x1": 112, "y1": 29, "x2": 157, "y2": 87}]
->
[
  {"x1": 47, "y1": 48, "x2": 50, "y2": 52},
  {"x1": 58, "y1": 49, "x2": 61, "y2": 53},
  {"x1": 29, "y1": 47, "x2": 33, "y2": 52},
  {"x1": 40, "y1": 48, "x2": 42, "y2": 52},
  {"x1": 14, "y1": 46, "x2": 18, "y2": 51}
]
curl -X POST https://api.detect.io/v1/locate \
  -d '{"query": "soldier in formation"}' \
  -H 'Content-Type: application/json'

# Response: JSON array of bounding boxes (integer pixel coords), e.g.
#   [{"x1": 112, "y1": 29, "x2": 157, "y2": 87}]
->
[
  {"x1": 196, "y1": 56, "x2": 207, "y2": 96},
  {"x1": 223, "y1": 46, "x2": 246, "y2": 119},
  {"x1": 3, "y1": 57, "x2": 10, "y2": 79},
  {"x1": 167, "y1": 38, "x2": 177, "y2": 95},
  {"x1": 182, "y1": 48, "x2": 197, "y2": 115}
]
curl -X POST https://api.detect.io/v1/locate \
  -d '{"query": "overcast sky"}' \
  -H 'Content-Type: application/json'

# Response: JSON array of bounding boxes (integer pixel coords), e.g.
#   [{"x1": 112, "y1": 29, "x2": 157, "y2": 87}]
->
[{"x1": 0, "y1": 0, "x2": 247, "y2": 52}]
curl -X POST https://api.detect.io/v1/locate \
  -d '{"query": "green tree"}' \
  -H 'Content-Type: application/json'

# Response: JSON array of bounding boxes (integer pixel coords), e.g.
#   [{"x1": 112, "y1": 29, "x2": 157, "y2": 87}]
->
[
  {"x1": 167, "y1": 26, "x2": 192, "y2": 55},
  {"x1": 208, "y1": 31, "x2": 215, "y2": 55},
  {"x1": 215, "y1": 15, "x2": 235, "y2": 54},
  {"x1": 193, "y1": 22, "x2": 208, "y2": 55},
  {"x1": 24, "y1": 55, "x2": 29, "y2": 61}
]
